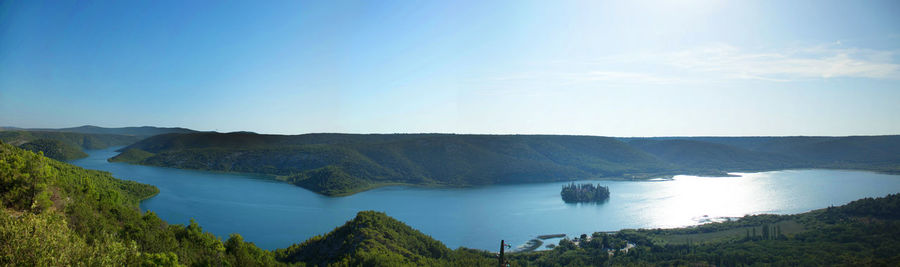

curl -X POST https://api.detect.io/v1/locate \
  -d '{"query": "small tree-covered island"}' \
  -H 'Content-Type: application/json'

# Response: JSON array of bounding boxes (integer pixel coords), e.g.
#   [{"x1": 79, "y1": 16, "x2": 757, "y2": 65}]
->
[{"x1": 561, "y1": 183, "x2": 610, "y2": 203}]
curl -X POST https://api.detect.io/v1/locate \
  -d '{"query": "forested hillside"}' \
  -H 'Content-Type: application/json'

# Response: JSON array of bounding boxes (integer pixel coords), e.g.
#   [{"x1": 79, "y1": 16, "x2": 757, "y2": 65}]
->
[
  {"x1": 115, "y1": 132, "x2": 900, "y2": 196},
  {"x1": 18, "y1": 139, "x2": 88, "y2": 161},
  {"x1": 0, "y1": 141, "x2": 281, "y2": 266}
]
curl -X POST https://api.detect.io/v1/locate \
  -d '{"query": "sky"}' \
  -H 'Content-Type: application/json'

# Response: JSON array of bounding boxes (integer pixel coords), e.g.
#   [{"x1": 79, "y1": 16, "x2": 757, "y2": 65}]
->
[{"x1": 1, "y1": 0, "x2": 899, "y2": 136}]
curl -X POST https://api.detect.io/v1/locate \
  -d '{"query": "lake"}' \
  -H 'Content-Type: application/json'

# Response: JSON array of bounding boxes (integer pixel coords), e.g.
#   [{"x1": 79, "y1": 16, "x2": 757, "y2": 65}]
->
[{"x1": 71, "y1": 147, "x2": 900, "y2": 251}]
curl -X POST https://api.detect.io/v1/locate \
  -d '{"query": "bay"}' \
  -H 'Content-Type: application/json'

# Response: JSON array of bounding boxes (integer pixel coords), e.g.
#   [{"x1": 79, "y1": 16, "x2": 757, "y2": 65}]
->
[{"x1": 70, "y1": 147, "x2": 900, "y2": 251}]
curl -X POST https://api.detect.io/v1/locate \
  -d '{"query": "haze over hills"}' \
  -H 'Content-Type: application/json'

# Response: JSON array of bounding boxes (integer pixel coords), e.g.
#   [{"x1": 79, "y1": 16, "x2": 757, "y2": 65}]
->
[
  {"x1": 0, "y1": 126, "x2": 197, "y2": 161},
  {"x1": 0, "y1": 130, "x2": 143, "y2": 161},
  {"x1": 2, "y1": 125, "x2": 197, "y2": 138},
  {"x1": 112, "y1": 131, "x2": 900, "y2": 196}
]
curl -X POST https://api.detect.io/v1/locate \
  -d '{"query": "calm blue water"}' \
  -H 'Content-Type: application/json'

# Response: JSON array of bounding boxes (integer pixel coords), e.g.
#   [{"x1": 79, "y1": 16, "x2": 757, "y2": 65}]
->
[{"x1": 71, "y1": 147, "x2": 900, "y2": 251}]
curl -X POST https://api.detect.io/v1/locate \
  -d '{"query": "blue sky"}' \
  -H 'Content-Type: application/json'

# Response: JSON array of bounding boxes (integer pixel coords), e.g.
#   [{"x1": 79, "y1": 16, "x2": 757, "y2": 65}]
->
[{"x1": 1, "y1": 0, "x2": 898, "y2": 136}]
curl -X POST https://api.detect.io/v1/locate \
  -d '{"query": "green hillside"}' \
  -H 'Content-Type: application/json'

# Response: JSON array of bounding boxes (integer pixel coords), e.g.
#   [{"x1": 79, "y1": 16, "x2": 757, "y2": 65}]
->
[
  {"x1": 117, "y1": 132, "x2": 900, "y2": 196},
  {"x1": 0, "y1": 141, "x2": 282, "y2": 266},
  {"x1": 627, "y1": 139, "x2": 806, "y2": 173},
  {"x1": 18, "y1": 139, "x2": 89, "y2": 161}
]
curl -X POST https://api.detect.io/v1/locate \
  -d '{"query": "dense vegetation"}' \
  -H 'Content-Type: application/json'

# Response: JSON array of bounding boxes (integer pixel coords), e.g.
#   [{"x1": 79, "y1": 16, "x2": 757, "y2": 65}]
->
[
  {"x1": 0, "y1": 141, "x2": 282, "y2": 266},
  {"x1": 560, "y1": 183, "x2": 610, "y2": 203},
  {"x1": 18, "y1": 139, "x2": 88, "y2": 161},
  {"x1": 3, "y1": 141, "x2": 900, "y2": 265},
  {"x1": 117, "y1": 132, "x2": 900, "y2": 196}
]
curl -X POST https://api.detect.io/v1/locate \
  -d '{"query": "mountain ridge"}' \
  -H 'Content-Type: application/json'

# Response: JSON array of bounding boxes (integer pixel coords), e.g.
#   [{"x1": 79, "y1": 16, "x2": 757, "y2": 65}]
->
[{"x1": 3, "y1": 125, "x2": 197, "y2": 137}]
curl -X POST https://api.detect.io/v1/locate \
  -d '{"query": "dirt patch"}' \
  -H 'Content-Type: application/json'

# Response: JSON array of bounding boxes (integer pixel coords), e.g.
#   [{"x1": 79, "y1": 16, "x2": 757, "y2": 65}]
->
[{"x1": 49, "y1": 186, "x2": 67, "y2": 212}]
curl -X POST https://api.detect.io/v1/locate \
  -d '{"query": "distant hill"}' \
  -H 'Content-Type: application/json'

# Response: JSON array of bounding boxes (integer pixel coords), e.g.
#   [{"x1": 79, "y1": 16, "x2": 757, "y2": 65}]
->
[
  {"x1": 15, "y1": 125, "x2": 196, "y2": 138},
  {"x1": 0, "y1": 126, "x2": 197, "y2": 161},
  {"x1": 0, "y1": 130, "x2": 141, "y2": 150},
  {"x1": 116, "y1": 132, "x2": 900, "y2": 196},
  {"x1": 622, "y1": 135, "x2": 900, "y2": 173}
]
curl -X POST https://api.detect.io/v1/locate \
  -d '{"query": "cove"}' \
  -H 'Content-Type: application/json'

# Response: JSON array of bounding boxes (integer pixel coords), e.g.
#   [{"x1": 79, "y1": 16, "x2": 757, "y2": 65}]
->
[{"x1": 70, "y1": 147, "x2": 900, "y2": 251}]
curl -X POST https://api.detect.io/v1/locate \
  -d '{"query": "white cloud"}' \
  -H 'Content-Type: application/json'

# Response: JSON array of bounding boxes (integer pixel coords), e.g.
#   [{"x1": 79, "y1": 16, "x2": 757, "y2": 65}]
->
[
  {"x1": 490, "y1": 43, "x2": 900, "y2": 86},
  {"x1": 662, "y1": 43, "x2": 900, "y2": 81}
]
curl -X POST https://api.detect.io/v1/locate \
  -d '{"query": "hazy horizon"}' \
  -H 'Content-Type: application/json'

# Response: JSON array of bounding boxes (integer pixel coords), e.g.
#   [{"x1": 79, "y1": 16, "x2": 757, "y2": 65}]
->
[
  {"x1": 2, "y1": 0, "x2": 899, "y2": 136},
  {"x1": 4, "y1": 123, "x2": 900, "y2": 138}
]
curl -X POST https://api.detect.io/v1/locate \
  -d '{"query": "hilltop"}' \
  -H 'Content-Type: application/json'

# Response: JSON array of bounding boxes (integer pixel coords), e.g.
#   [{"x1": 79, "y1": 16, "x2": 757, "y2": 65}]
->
[
  {"x1": 275, "y1": 211, "x2": 493, "y2": 266},
  {"x1": 114, "y1": 132, "x2": 900, "y2": 196}
]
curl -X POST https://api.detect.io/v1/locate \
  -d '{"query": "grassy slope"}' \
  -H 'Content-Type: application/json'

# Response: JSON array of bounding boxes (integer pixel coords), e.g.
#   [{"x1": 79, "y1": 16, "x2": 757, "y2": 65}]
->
[{"x1": 118, "y1": 132, "x2": 900, "y2": 196}]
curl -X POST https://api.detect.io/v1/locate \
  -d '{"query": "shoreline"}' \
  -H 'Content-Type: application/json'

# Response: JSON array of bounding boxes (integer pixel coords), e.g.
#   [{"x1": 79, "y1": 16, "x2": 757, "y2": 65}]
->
[{"x1": 104, "y1": 158, "x2": 900, "y2": 198}]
